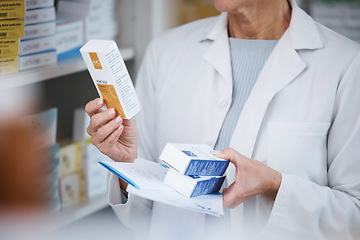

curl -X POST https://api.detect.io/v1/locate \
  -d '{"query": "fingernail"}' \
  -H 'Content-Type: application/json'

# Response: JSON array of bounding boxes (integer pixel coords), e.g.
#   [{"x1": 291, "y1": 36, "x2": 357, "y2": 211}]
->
[
  {"x1": 211, "y1": 150, "x2": 222, "y2": 155},
  {"x1": 117, "y1": 125, "x2": 123, "y2": 131},
  {"x1": 97, "y1": 99, "x2": 103, "y2": 106},
  {"x1": 108, "y1": 108, "x2": 115, "y2": 116},
  {"x1": 115, "y1": 116, "x2": 122, "y2": 123}
]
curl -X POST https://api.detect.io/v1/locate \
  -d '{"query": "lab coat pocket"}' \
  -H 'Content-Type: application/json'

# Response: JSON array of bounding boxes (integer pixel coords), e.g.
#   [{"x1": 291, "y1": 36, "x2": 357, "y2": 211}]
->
[{"x1": 267, "y1": 122, "x2": 330, "y2": 184}]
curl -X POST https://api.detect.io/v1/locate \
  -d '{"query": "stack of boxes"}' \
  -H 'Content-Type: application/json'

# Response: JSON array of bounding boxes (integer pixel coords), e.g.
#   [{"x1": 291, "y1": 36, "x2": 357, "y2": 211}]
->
[
  {"x1": 0, "y1": 0, "x2": 57, "y2": 75},
  {"x1": 160, "y1": 143, "x2": 229, "y2": 198},
  {"x1": 0, "y1": 0, "x2": 25, "y2": 74},
  {"x1": 57, "y1": 106, "x2": 110, "y2": 208},
  {"x1": 72, "y1": 107, "x2": 109, "y2": 201},
  {"x1": 57, "y1": 0, "x2": 119, "y2": 42},
  {"x1": 58, "y1": 140, "x2": 87, "y2": 208},
  {"x1": 21, "y1": 0, "x2": 56, "y2": 71}
]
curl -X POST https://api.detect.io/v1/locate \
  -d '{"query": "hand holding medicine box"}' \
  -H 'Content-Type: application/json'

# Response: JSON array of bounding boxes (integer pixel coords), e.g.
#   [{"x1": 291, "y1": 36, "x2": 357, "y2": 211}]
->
[
  {"x1": 160, "y1": 143, "x2": 229, "y2": 198},
  {"x1": 80, "y1": 40, "x2": 140, "y2": 119},
  {"x1": 160, "y1": 143, "x2": 230, "y2": 176}
]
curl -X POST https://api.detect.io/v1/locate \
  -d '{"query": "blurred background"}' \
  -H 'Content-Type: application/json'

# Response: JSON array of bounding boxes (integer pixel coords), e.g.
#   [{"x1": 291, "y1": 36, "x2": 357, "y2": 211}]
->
[{"x1": 0, "y1": 0, "x2": 359, "y2": 239}]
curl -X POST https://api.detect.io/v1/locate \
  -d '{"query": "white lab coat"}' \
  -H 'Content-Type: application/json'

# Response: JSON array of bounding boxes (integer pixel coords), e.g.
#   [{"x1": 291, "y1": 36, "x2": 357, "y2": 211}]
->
[{"x1": 108, "y1": 0, "x2": 360, "y2": 239}]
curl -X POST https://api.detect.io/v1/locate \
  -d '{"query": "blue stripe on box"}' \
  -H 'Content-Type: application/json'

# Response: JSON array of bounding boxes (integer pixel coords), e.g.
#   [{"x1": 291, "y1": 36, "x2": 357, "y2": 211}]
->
[
  {"x1": 19, "y1": 49, "x2": 56, "y2": 57},
  {"x1": 190, "y1": 176, "x2": 226, "y2": 198},
  {"x1": 98, "y1": 161, "x2": 140, "y2": 189},
  {"x1": 184, "y1": 160, "x2": 229, "y2": 176},
  {"x1": 24, "y1": 20, "x2": 56, "y2": 27},
  {"x1": 57, "y1": 46, "x2": 82, "y2": 62}
]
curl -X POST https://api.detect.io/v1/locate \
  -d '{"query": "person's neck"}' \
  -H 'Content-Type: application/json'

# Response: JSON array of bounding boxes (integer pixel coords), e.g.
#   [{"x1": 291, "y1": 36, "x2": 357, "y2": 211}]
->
[{"x1": 228, "y1": 0, "x2": 291, "y2": 40}]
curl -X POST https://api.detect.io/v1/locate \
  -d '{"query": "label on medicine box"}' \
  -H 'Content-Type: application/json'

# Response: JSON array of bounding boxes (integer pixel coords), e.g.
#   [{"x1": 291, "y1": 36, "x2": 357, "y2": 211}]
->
[
  {"x1": 0, "y1": 38, "x2": 19, "y2": 57},
  {"x1": 0, "y1": 19, "x2": 24, "y2": 39},
  {"x1": 0, "y1": 0, "x2": 25, "y2": 20},
  {"x1": 59, "y1": 141, "x2": 83, "y2": 177},
  {"x1": 23, "y1": 21, "x2": 55, "y2": 40},
  {"x1": 80, "y1": 40, "x2": 140, "y2": 119},
  {"x1": 25, "y1": 7, "x2": 55, "y2": 25},
  {"x1": 20, "y1": 35, "x2": 55, "y2": 56},
  {"x1": 57, "y1": 0, "x2": 116, "y2": 19},
  {"x1": 59, "y1": 171, "x2": 86, "y2": 208},
  {"x1": 160, "y1": 143, "x2": 230, "y2": 176},
  {"x1": 19, "y1": 49, "x2": 57, "y2": 71},
  {"x1": 0, "y1": 55, "x2": 18, "y2": 74},
  {"x1": 25, "y1": 0, "x2": 54, "y2": 10},
  {"x1": 164, "y1": 168, "x2": 225, "y2": 198}
]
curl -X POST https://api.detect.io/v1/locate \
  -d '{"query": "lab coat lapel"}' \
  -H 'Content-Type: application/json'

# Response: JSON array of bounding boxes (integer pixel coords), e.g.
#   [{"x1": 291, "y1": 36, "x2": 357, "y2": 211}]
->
[
  {"x1": 226, "y1": 33, "x2": 307, "y2": 184},
  {"x1": 202, "y1": 13, "x2": 232, "y2": 87}
]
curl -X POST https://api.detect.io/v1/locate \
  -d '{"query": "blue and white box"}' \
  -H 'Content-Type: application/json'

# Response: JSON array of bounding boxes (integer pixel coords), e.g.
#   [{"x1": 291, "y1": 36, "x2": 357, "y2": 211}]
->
[
  {"x1": 19, "y1": 49, "x2": 57, "y2": 71},
  {"x1": 164, "y1": 168, "x2": 225, "y2": 198},
  {"x1": 160, "y1": 143, "x2": 229, "y2": 176},
  {"x1": 19, "y1": 35, "x2": 55, "y2": 56},
  {"x1": 25, "y1": 0, "x2": 54, "y2": 10},
  {"x1": 56, "y1": 19, "x2": 83, "y2": 61},
  {"x1": 25, "y1": 7, "x2": 56, "y2": 25},
  {"x1": 23, "y1": 21, "x2": 56, "y2": 40}
]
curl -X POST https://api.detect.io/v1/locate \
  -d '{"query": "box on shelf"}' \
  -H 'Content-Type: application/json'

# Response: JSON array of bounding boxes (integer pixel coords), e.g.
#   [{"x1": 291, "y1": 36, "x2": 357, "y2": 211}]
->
[
  {"x1": 0, "y1": 0, "x2": 25, "y2": 20},
  {"x1": 84, "y1": 17, "x2": 118, "y2": 41},
  {"x1": 164, "y1": 167, "x2": 225, "y2": 198},
  {"x1": 25, "y1": 0, "x2": 54, "y2": 10},
  {"x1": 23, "y1": 21, "x2": 55, "y2": 39},
  {"x1": 19, "y1": 49, "x2": 57, "y2": 71},
  {"x1": 22, "y1": 108, "x2": 57, "y2": 149},
  {"x1": 0, "y1": 19, "x2": 24, "y2": 39},
  {"x1": 56, "y1": 0, "x2": 118, "y2": 41},
  {"x1": 59, "y1": 141, "x2": 83, "y2": 177},
  {"x1": 80, "y1": 40, "x2": 140, "y2": 119},
  {"x1": 72, "y1": 106, "x2": 108, "y2": 199},
  {"x1": 0, "y1": 38, "x2": 18, "y2": 57},
  {"x1": 59, "y1": 171, "x2": 87, "y2": 208},
  {"x1": 57, "y1": 0, "x2": 116, "y2": 19},
  {"x1": 72, "y1": 107, "x2": 90, "y2": 142},
  {"x1": 0, "y1": 0, "x2": 54, "y2": 20},
  {"x1": 56, "y1": 19, "x2": 83, "y2": 61},
  {"x1": 19, "y1": 35, "x2": 55, "y2": 56},
  {"x1": 160, "y1": 143, "x2": 229, "y2": 176},
  {"x1": 83, "y1": 144, "x2": 109, "y2": 199},
  {"x1": 0, "y1": 55, "x2": 18, "y2": 74},
  {"x1": 25, "y1": 7, "x2": 56, "y2": 25}
]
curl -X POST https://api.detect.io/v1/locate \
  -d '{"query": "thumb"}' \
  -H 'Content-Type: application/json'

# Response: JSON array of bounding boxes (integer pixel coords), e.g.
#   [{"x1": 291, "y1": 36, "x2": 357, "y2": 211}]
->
[{"x1": 212, "y1": 148, "x2": 239, "y2": 165}]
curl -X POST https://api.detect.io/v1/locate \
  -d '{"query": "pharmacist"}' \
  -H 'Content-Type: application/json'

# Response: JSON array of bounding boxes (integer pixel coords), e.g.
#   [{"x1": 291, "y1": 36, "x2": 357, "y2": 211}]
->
[{"x1": 85, "y1": 0, "x2": 360, "y2": 239}]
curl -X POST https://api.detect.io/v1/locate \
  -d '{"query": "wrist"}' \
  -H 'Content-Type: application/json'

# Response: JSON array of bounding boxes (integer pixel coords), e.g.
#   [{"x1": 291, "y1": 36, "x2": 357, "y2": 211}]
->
[{"x1": 263, "y1": 169, "x2": 282, "y2": 200}]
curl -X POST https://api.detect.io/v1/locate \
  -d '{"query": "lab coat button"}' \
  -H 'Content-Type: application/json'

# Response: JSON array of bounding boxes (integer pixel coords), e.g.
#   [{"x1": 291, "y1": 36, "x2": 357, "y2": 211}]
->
[{"x1": 218, "y1": 99, "x2": 230, "y2": 109}]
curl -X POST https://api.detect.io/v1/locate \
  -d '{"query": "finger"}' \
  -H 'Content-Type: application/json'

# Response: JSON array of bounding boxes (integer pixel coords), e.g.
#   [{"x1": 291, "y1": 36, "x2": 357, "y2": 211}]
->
[
  {"x1": 98, "y1": 125, "x2": 124, "y2": 158},
  {"x1": 212, "y1": 147, "x2": 241, "y2": 165},
  {"x1": 105, "y1": 125, "x2": 124, "y2": 146},
  {"x1": 91, "y1": 116, "x2": 123, "y2": 145},
  {"x1": 222, "y1": 183, "x2": 240, "y2": 208},
  {"x1": 87, "y1": 108, "x2": 117, "y2": 136},
  {"x1": 85, "y1": 98, "x2": 104, "y2": 117},
  {"x1": 122, "y1": 118, "x2": 134, "y2": 127}
]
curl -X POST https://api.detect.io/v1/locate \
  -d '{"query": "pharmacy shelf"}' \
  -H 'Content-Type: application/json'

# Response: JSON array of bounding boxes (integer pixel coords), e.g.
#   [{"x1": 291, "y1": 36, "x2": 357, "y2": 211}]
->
[
  {"x1": 0, "y1": 46, "x2": 135, "y2": 91},
  {"x1": 48, "y1": 194, "x2": 109, "y2": 231}
]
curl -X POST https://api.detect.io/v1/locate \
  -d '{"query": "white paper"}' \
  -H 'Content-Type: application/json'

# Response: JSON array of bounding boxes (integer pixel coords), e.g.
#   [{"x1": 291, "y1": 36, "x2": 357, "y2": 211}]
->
[{"x1": 99, "y1": 158, "x2": 224, "y2": 216}]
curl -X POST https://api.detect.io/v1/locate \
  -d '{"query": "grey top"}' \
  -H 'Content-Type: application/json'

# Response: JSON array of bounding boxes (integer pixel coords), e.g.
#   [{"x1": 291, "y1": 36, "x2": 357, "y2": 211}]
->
[{"x1": 214, "y1": 38, "x2": 278, "y2": 150}]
